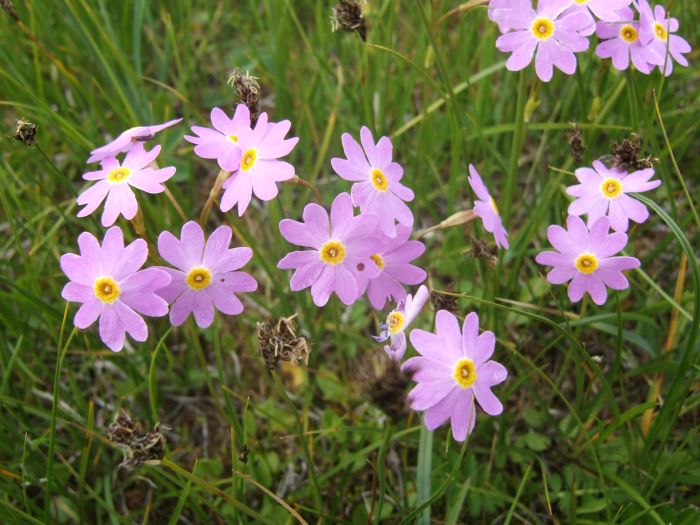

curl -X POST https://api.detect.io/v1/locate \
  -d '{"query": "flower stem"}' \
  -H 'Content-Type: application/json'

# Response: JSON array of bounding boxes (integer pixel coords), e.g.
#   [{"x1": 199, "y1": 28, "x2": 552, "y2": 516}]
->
[
  {"x1": 502, "y1": 71, "x2": 529, "y2": 222},
  {"x1": 199, "y1": 169, "x2": 231, "y2": 226},
  {"x1": 416, "y1": 424, "x2": 433, "y2": 525},
  {"x1": 289, "y1": 175, "x2": 324, "y2": 205}
]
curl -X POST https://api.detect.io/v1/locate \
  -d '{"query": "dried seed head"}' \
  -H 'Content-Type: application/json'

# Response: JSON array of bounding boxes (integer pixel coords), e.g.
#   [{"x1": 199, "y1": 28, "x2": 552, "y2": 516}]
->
[
  {"x1": 107, "y1": 409, "x2": 165, "y2": 469},
  {"x1": 239, "y1": 443, "x2": 250, "y2": 463},
  {"x1": 367, "y1": 360, "x2": 410, "y2": 422},
  {"x1": 568, "y1": 124, "x2": 584, "y2": 165},
  {"x1": 228, "y1": 68, "x2": 261, "y2": 126},
  {"x1": 14, "y1": 119, "x2": 37, "y2": 146},
  {"x1": 431, "y1": 284, "x2": 460, "y2": 315},
  {"x1": 611, "y1": 134, "x2": 657, "y2": 171},
  {"x1": 1, "y1": 1, "x2": 19, "y2": 22},
  {"x1": 257, "y1": 315, "x2": 310, "y2": 370},
  {"x1": 331, "y1": 0, "x2": 368, "y2": 41},
  {"x1": 469, "y1": 236, "x2": 498, "y2": 267}
]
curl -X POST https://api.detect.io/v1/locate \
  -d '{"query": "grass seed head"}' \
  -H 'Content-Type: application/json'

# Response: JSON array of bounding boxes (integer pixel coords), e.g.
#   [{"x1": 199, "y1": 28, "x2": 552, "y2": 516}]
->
[
  {"x1": 331, "y1": 0, "x2": 368, "y2": 41},
  {"x1": 14, "y1": 119, "x2": 37, "y2": 145},
  {"x1": 611, "y1": 134, "x2": 658, "y2": 171},
  {"x1": 568, "y1": 124, "x2": 585, "y2": 165},
  {"x1": 107, "y1": 409, "x2": 165, "y2": 469},
  {"x1": 257, "y1": 315, "x2": 310, "y2": 370},
  {"x1": 228, "y1": 68, "x2": 261, "y2": 126}
]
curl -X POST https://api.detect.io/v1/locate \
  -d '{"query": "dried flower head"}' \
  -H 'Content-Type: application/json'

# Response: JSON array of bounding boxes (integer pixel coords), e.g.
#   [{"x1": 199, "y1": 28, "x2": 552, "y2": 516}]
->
[
  {"x1": 469, "y1": 237, "x2": 499, "y2": 267},
  {"x1": 1, "y1": 1, "x2": 19, "y2": 22},
  {"x1": 611, "y1": 134, "x2": 657, "y2": 171},
  {"x1": 14, "y1": 119, "x2": 37, "y2": 145},
  {"x1": 367, "y1": 360, "x2": 410, "y2": 422},
  {"x1": 568, "y1": 124, "x2": 585, "y2": 165},
  {"x1": 258, "y1": 314, "x2": 310, "y2": 369},
  {"x1": 331, "y1": 0, "x2": 368, "y2": 41},
  {"x1": 228, "y1": 69, "x2": 261, "y2": 126},
  {"x1": 107, "y1": 409, "x2": 165, "y2": 469},
  {"x1": 430, "y1": 285, "x2": 460, "y2": 315}
]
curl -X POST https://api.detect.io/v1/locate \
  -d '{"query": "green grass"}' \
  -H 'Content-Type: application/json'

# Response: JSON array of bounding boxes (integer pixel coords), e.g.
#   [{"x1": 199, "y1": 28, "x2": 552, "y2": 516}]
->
[{"x1": 1, "y1": 0, "x2": 699, "y2": 523}]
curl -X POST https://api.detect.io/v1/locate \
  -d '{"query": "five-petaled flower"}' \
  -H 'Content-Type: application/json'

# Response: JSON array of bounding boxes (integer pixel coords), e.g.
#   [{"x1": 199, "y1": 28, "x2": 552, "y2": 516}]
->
[
  {"x1": 77, "y1": 144, "x2": 176, "y2": 227},
  {"x1": 402, "y1": 310, "x2": 508, "y2": 442},
  {"x1": 277, "y1": 192, "x2": 383, "y2": 307},
  {"x1": 373, "y1": 285, "x2": 430, "y2": 362},
  {"x1": 156, "y1": 221, "x2": 258, "y2": 328},
  {"x1": 60, "y1": 227, "x2": 171, "y2": 352},
  {"x1": 566, "y1": 159, "x2": 660, "y2": 232},
  {"x1": 535, "y1": 215, "x2": 640, "y2": 305},
  {"x1": 637, "y1": 0, "x2": 692, "y2": 76},
  {"x1": 331, "y1": 126, "x2": 414, "y2": 238},
  {"x1": 87, "y1": 118, "x2": 182, "y2": 164},
  {"x1": 467, "y1": 164, "x2": 509, "y2": 250}
]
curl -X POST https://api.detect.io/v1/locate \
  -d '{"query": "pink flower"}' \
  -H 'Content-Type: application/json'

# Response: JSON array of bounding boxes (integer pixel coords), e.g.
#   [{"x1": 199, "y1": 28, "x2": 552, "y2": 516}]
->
[
  {"x1": 373, "y1": 285, "x2": 430, "y2": 361},
  {"x1": 566, "y1": 159, "x2": 660, "y2": 232},
  {"x1": 488, "y1": 0, "x2": 533, "y2": 32},
  {"x1": 595, "y1": 7, "x2": 662, "y2": 73},
  {"x1": 535, "y1": 216, "x2": 640, "y2": 305},
  {"x1": 60, "y1": 227, "x2": 170, "y2": 352},
  {"x1": 185, "y1": 105, "x2": 250, "y2": 172},
  {"x1": 566, "y1": 0, "x2": 632, "y2": 35},
  {"x1": 156, "y1": 221, "x2": 257, "y2": 328},
  {"x1": 77, "y1": 144, "x2": 176, "y2": 227},
  {"x1": 87, "y1": 118, "x2": 182, "y2": 164},
  {"x1": 402, "y1": 310, "x2": 508, "y2": 442},
  {"x1": 331, "y1": 127, "x2": 414, "y2": 238},
  {"x1": 354, "y1": 224, "x2": 427, "y2": 310},
  {"x1": 637, "y1": 0, "x2": 691, "y2": 76},
  {"x1": 277, "y1": 192, "x2": 383, "y2": 307},
  {"x1": 495, "y1": 0, "x2": 591, "y2": 82},
  {"x1": 220, "y1": 112, "x2": 299, "y2": 216},
  {"x1": 467, "y1": 164, "x2": 509, "y2": 249}
]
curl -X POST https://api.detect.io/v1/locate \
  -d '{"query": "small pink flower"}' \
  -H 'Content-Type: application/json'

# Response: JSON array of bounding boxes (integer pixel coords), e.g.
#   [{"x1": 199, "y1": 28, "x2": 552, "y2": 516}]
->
[
  {"x1": 373, "y1": 285, "x2": 430, "y2": 361},
  {"x1": 402, "y1": 310, "x2": 508, "y2": 442},
  {"x1": 566, "y1": 0, "x2": 632, "y2": 35},
  {"x1": 331, "y1": 127, "x2": 414, "y2": 238},
  {"x1": 87, "y1": 118, "x2": 182, "y2": 164},
  {"x1": 185, "y1": 105, "x2": 250, "y2": 172},
  {"x1": 467, "y1": 164, "x2": 509, "y2": 250},
  {"x1": 595, "y1": 7, "x2": 662, "y2": 73},
  {"x1": 220, "y1": 113, "x2": 299, "y2": 216},
  {"x1": 488, "y1": 0, "x2": 533, "y2": 32},
  {"x1": 495, "y1": 0, "x2": 591, "y2": 82},
  {"x1": 60, "y1": 227, "x2": 170, "y2": 352},
  {"x1": 637, "y1": 0, "x2": 691, "y2": 76},
  {"x1": 77, "y1": 144, "x2": 176, "y2": 227},
  {"x1": 156, "y1": 221, "x2": 257, "y2": 328},
  {"x1": 354, "y1": 224, "x2": 427, "y2": 310},
  {"x1": 535, "y1": 216, "x2": 640, "y2": 305},
  {"x1": 566, "y1": 159, "x2": 660, "y2": 232},
  {"x1": 277, "y1": 192, "x2": 383, "y2": 307}
]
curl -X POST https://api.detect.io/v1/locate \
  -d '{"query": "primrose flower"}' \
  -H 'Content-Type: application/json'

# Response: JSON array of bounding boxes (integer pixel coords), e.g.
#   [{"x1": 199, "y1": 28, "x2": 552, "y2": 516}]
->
[
  {"x1": 535, "y1": 216, "x2": 640, "y2": 305},
  {"x1": 60, "y1": 227, "x2": 170, "y2": 352},
  {"x1": 220, "y1": 112, "x2": 299, "y2": 216},
  {"x1": 637, "y1": 0, "x2": 691, "y2": 76},
  {"x1": 488, "y1": 0, "x2": 532, "y2": 33},
  {"x1": 185, "y1": 105, "x2": 250, "y2": 172},
  {"x1": 354, "y1": 224, "x2": 427, "y2": 310},
  {"x1": 77, "y1": 144, "x2": 176, "y2": 227},
  {"x1": 87, "y1": 117, "x2": 182, "y2": 164},
  {"x1": 156, "y1": 221, "x2": 257, "y2": 328},
  {"x1": 495, "y1": 0, "x2": 591, "y2": 82},
  {"x1": 331, "y1": 127, "x2": 414, "y2": 238},
  {"x1": 402, "y1": 310, "x2": 508, "y2": 442},
  {"x1": 595, "y1": 7, "x2": 662, "y2": 73},
  {"x1": 566, "y1": 159, "x2": 660, "y2": 232},
  {"x1": 467, "y1": 164, "x2": 509, "y2": 250},
  {"x1": 277, "y1": 192, "x2": 382, "y2": 307},
  {"x1": 567, "y1": 0, "x2": 632, "y2": 34},
  {"x1": 373, "y1": 285, "x2": 430, "y2": 362}
]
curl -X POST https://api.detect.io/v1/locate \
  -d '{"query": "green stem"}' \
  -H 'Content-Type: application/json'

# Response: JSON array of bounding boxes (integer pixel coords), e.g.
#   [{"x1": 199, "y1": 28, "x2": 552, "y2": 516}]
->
[
  {"x1": 416, "y1": 424, "x2": 433, "y2": 525},
  {"x1": 502, "y1": 71, "x2": 528, "y2": 223}
]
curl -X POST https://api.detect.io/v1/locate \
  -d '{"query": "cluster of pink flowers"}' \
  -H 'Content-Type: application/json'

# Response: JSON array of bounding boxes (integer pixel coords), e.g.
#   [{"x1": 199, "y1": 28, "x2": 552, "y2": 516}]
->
[
  {"x1": 491, "y1": 0, "x2": 691, "y2": 82},
  {"x1": 536, "y1": 158, "x2": 660, "y2": 305}
]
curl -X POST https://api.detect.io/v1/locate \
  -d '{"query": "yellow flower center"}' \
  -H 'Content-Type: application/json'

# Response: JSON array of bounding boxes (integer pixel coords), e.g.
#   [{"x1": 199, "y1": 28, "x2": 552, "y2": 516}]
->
[
  {"x1": 490, "y1": 197, "x2": 499, "y2": 215},
  {"x1": 186, "y1": 267, "x2": 212, "y2": 290},
  {"x1": 387, "y1": 311, "x2": 405, "y2": 334},
  {"x1": 575, "y1": 253, "x2": 599, "y2": 275},
  {"x1": 94, "y1": 277, "x2": 120, "y2": 304},
  {"x1": 574, "y1": 0, "x2": 588, "y2": 4},
  {"x1": 241, "y1": 148, "x2": 258, "y2": 172},
  {"x1": 370, "y1": 253, "x2": 385, "y2": 271},
  {"x1": 107, "y1": 167, "x2": 132, "y2": 183},
  {"x1": 601, "y1": 178, "x2": 622, "y2": 198},
  {"x1": 453, "y1": 358, "x2": 478, "y2": 389},
  {"x1": 654, "y1": 22, "x2": 667, "y2": 41},
  {"x1": 620, "y1": 25, "x2": 638, "y2": 43},
  {"x1": 370, "y1": 168, "x2": 389, "y2": 192},
  {"x1": 531, "y1": 18, "x2": 554, "y2": 40},
  {"x1": 319, "y1": 240, "x2": 346, "y2": 266},
  {"x1": 228, "y1": 135, "x2": 239, "y2": 143}
]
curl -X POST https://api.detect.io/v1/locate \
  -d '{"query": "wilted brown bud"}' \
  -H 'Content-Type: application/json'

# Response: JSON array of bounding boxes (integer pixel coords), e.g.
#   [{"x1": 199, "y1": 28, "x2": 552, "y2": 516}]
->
[
  {"x1": 611, "y1": 134, "x2": 657, "y2": 171},
  {"x1": 331, "y1": 0, "x2": 368, "y2": 41},
  {"x1": 14, "y1": 119, "x2": 37, "y2": 146},
  {"x1": 568, "y1": 124, "x2": 584, "y2": 165},
  {"x1": 469, "y1": 236, "x2": 498, "y2": 267},
  {"x1": 107, "y1": 409, "x2": 165, "y2": 469},
  {"x1": 431, "y1": 285, "x2": 460, "y2": 315},
  {"x1": 367, "y1": 360, "x2": 410, "y2": 422},
  {"x1": 228, "y1": 68, "x2": 261, "y2": 126},
  {"x1": 257, "y1": 315, "x2": 310, "y2": 370}
]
